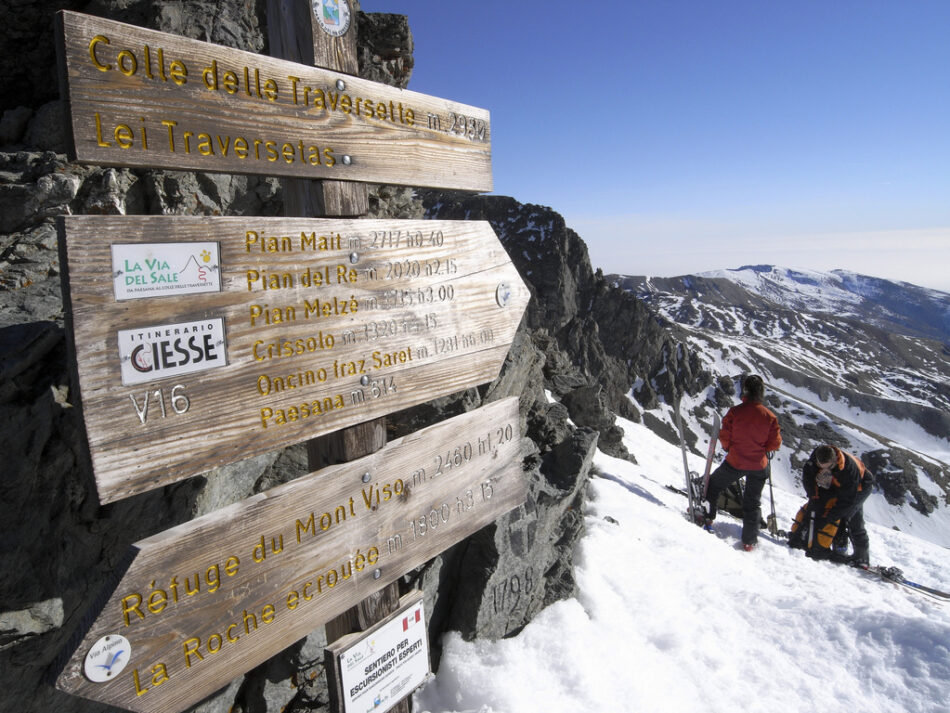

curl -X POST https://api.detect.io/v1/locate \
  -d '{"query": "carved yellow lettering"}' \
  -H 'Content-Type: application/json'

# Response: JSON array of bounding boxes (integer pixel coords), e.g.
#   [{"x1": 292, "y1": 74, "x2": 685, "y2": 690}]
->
[
  {"x1": 132, "y1": 668, "x2": 148, "y2": 696},
  {"x1": 89, "y1": 35, "x2": 111, "y2": 71},
  {"x1": 150, "y1": 663, "x2": 169, "y2": 687},
  {"x1": 225, "y1": 555, "x2": 240, "y2": 577},
  {"x1": 182, "y1": 637, "x2": 203, "y2": 668},
  {"x1": 121, "y1": 593, "x2": 145, "y2": 626},
  {"x1": 116, "y1": 49, "x2": 137, "y2": 76},
  {"x1": 94, "y1": 113, "x2": 111, "y2": 148},
  {"x1": 169, "y1": 60, "x2": 187, "y2": 85},
  {"x1": 114, "y1": 123, "x2": 133, "y2": 149}
]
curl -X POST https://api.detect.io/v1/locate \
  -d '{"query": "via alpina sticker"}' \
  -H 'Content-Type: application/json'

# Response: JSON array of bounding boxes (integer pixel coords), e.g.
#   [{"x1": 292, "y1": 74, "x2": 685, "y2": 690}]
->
[
  {"x1": 83, "y1": 635, "x2": 131, "y2": 683},
  {"x1": 313, "y1": 0, "x2": 351, "y2": 37}
]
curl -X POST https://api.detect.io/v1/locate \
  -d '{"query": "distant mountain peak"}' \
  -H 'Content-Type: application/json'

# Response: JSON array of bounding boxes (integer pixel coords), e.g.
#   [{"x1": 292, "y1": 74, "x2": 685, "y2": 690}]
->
[{"x1": 666, "y1": 265, "x2": 950, "y2": 342}]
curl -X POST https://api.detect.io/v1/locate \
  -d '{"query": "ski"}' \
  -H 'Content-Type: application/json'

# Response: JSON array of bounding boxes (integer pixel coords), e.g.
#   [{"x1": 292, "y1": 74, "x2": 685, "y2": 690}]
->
[
  {"x1": 664, "y1": 483, "x2": 778, "y2": 534},
  {"x1": 673, "y1": 396, "x2": 703, "y2": 525},
  {"x1": 700, "y1": 410, "x2": 721, "y2": 500},
  {"x1": 856, "y1": 564, "x2": 950, "y2": 602}
]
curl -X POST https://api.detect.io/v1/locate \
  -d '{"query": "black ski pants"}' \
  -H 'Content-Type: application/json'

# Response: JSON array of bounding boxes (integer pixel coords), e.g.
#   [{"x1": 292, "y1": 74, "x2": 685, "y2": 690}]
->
[
  {"x1": 705, "y1": 461, "x2": 769, "y2": 546},
  {"x1": 840, "y1": 487, "x2": 872, "y2": 561}
]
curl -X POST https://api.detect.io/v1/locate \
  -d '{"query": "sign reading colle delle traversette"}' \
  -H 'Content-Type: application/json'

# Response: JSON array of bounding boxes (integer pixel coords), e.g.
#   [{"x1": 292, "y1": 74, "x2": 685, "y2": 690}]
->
[
  {"x1": 55, "y1": 11, "x2": 492, "y2": 191},
  {"x1": 59, "y1": 215, "x2": 529, "y2": 504}
]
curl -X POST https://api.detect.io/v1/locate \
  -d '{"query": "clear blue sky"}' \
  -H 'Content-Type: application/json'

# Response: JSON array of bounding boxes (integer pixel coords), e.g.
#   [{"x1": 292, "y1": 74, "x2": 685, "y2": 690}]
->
[{"x1": 364, "y1": 1, "x2": 950, "y2": 292}]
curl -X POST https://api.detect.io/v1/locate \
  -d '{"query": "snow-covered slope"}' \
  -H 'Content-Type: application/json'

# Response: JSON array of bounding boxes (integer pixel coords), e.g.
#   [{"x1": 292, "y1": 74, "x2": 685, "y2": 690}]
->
[
  {"x1": 610, "y1": 265, "x2": 950, "y2": 547},
  {"x1": 644, "y1": 264, "x2": 950, "y2": 342},
  {"x1": 414, "y1": 415, "x2": 950, "y2": 713}
]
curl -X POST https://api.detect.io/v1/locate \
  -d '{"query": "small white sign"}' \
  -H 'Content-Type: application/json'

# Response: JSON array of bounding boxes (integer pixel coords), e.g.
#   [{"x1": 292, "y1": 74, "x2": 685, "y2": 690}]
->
[
  {"x1": 83, "y1": 634, "x2": 130, "y2": 683},
  {"x1": 313, "y1": 0, "x2": 351, "y2": 37},
  {"x1": 338, "y1": 598, "x2": 429, "y2": 713},
  {"x1": 111, "y1": 242, "x2": 221, "y2": 300},
  {"x1": 118, "y1": 318, "x2": 228, "y2": 385}
]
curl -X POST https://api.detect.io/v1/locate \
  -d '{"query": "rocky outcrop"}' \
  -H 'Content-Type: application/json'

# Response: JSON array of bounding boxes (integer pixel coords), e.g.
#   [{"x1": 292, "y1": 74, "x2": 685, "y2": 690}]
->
[
  {"x1": 420, "y1": 192, "x2": 713, "y2": 426},
  {"x1": 862, "y1": 449, "x2": 943, "y2": 514},
  {"x1": 0, "y1": 3, "x2": 687, "y2": 713}
]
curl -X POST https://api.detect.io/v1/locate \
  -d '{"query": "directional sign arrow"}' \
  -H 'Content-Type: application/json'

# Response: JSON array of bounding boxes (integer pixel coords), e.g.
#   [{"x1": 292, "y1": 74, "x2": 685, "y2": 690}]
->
[
  {"x1": 56, "y1": 11, "x2": 492, "y2": 191},
  {"x1": 54, "y1": 398, "x2": 527, "y2": 713},
  {"x1": 58, "y1": 216, "x2": 530, "y2": 503}
]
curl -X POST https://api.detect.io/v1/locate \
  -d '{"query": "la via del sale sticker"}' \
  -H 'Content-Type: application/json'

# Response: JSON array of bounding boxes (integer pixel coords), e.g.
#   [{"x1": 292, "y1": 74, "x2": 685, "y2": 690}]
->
[{"x1": 111, "y1": 243, "x2": 221, "y2": 300}]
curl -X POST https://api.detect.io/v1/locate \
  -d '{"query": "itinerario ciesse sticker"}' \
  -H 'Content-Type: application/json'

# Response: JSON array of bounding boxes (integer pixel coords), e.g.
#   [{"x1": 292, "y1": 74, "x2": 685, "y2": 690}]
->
[{"x1": 118, "y1": 318, "x2": 228, "y2": 386}]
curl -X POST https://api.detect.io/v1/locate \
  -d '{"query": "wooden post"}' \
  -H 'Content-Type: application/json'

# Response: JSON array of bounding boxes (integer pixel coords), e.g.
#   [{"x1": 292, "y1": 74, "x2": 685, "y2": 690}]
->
[
  {"x1": 266, "y1": 0, "x2": 369, "y2": 218},
  {"x1": 266, "y1": 2, "x2": 407, "y2": 711}
]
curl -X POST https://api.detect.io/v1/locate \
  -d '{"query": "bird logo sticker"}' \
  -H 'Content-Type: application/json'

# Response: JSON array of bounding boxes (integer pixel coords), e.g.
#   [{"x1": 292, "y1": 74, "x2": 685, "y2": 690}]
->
[{"x1": 83, "y1": 634, "x2": 131, "y2": 683}]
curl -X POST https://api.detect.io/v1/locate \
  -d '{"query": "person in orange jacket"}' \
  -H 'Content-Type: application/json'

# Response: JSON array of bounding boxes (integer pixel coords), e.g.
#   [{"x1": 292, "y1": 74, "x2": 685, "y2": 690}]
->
[
  {"x1": 701, "y1": 375, "x2": 782, "y2": 550},
  {"x1": 787, "y1": 444, "x2": 873, "y2": 565}
]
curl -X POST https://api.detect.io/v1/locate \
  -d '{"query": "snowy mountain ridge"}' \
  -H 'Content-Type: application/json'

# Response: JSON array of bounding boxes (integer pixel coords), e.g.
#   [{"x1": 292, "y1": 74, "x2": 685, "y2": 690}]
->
[
  {"x1": 634, "y1": 264, "x2": 950, "y2": 342},
  {"x1": 705, "y1": 265, "x2": 950, "y2": 339},
  {"x1": 610, "y1": 265, "x2": 950, "y2": 548}
]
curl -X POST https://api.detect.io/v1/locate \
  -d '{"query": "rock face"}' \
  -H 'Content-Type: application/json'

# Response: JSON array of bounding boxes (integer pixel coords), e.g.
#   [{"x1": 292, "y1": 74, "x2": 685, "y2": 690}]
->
[
  {"x1": 419, "y1": 192, "x2": 711, "y2": 426},
  {"x1": 0, "y1": 3, "x2": 693, "y2": 713}
]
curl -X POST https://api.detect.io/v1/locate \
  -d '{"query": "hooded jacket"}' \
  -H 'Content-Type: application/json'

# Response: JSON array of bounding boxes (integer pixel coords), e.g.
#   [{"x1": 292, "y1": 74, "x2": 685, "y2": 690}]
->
[
  {"x1": 718, "y1": 397, "x2": 782, "y2": 470},
  {"x1": 801, "y1": 446, "x2": 873, "y2": 521}
]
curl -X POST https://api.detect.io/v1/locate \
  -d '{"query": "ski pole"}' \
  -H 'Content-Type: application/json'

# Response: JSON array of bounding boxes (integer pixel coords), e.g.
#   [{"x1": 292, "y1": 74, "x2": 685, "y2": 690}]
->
[
  {"x1": 766, "y1": 452, "x2": 778, "y2": 536},
  {"x1": 807, "y1": 510, "x2": 815, "y2": 550}
]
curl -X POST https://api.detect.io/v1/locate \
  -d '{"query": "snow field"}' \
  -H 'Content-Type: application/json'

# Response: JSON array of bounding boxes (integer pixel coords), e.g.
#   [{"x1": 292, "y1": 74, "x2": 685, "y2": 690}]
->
[{"x1": 413, "y1": 415, "x2": 950, "y2": 713}]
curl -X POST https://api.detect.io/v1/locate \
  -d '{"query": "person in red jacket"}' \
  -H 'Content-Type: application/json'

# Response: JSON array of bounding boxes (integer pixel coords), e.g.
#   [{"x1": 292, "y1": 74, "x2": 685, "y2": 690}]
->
[{"x1": 701, "y1": 375, "x2": 782, "y2": 550}]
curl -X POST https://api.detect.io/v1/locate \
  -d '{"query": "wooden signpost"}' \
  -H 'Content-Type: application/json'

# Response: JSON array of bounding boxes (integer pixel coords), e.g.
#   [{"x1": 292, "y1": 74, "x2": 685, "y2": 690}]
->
[
  {"x1": 58, "y1": 215, "x2": 529, "y2": 504},
  {"x1": 54, "y1": 398, "x2": 526, "y2": 713},
  {"x1": 54, "y1": 6, "x2": 528, "y2": 713},
  {"x1": 55, "y1": 11, "x2": 492, "y2": 191}
]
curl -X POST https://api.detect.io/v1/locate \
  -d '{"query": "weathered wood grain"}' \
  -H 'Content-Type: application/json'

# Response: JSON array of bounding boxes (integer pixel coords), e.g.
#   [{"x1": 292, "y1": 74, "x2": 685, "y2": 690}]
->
[
  {"x1": 265, "y1": 0, "x2": 368, "y2": 216},
  {"x1": 54, "y1": 398, "x2": 527, "y2": 713},
  {"x1": 58, "y1": 215, "x2": 529, "y2": 503},
  {"x1": 264, "y1": 9, "x2": 405, "y2": 710},
  {"x1": 55, "y1": 10, "x2": 492, "y2": 191}
]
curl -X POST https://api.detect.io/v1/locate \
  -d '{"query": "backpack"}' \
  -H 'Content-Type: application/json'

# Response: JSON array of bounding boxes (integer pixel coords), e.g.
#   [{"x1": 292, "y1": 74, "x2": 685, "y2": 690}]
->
[{"x1": 717, "y1": 479, "x2": 745, "y2": 518}]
